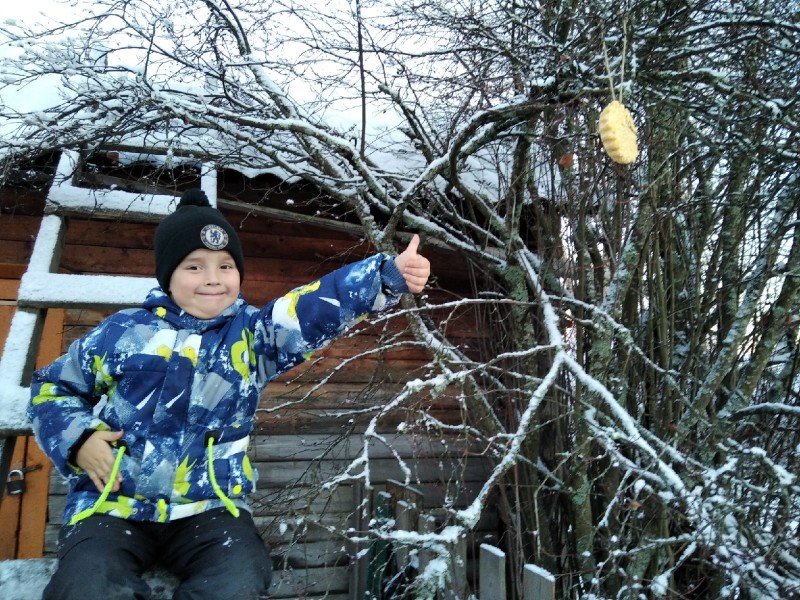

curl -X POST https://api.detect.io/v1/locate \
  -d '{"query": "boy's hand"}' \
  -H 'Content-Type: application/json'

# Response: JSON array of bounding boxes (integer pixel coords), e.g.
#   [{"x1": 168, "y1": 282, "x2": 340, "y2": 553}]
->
[
  {"x1": 394, "y1": 234, "x2": 431, "y2": 294},
  {"x1": 75, "y1": 430, "x2": 124, "y2": 493}
]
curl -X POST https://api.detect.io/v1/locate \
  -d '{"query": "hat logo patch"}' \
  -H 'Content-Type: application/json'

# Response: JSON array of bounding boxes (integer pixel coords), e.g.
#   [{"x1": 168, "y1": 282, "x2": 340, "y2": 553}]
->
[{"x1": 200, "y1": 225, "x2": 229, "y2": 250}]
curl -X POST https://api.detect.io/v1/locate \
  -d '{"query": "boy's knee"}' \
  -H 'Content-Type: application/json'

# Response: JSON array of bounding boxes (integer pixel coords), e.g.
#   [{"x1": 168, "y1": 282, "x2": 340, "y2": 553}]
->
[
  {"x1": 171, "y1": 510, "x2": 272, "y2": 599},
  {"x1": 174, "y1": 560, "x2": 271, "y2": 600},
  {"x1": 44, "y1": 559, "x2": 151, "y2": 600}
]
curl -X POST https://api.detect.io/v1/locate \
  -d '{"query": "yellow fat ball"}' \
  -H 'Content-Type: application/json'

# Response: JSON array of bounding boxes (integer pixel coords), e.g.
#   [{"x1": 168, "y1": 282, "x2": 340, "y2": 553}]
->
[{"x1": 598, "y1": 100, "x2": 639, "y2": 164}]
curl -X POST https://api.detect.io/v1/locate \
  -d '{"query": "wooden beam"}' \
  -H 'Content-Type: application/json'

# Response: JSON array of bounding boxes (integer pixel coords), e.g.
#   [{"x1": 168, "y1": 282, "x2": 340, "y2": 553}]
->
[
  {"x1": 0, "y1": 308, "x2": 46, "y2": 434},
  {"x1": 218, "y1": 197, "x2": 366, "y2": 236},
  {"x1": 17, "y1": 273, "x2": 156, "y2": 309}
]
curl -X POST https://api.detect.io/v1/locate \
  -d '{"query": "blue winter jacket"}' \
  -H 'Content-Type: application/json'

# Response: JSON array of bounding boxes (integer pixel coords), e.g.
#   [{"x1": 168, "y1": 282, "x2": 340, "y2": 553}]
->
[{"x1": 29, "y1": 253, "x2": 408, "y2": 525}]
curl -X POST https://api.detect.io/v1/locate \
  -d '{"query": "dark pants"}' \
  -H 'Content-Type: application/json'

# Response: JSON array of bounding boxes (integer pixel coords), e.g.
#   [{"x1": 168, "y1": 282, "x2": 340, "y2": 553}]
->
[{"x1": 44, "y1": 508, "x2": 272, "y2": 600}]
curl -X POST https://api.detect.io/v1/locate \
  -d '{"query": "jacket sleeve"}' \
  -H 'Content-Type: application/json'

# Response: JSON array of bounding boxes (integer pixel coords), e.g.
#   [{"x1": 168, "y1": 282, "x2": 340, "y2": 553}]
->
[
  {"x1": 28, "y1": 319, "x2": 117, "y2": 478},
  {"x1": 252, "y1": 253, "x2": 408, "y2": 380}
]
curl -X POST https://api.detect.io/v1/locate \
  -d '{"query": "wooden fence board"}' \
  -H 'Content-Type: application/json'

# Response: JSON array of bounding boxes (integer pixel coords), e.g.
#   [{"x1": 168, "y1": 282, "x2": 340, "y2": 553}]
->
[
  {"x1": 479, "y1": 544, "x2": 507, "y2": 600},
  {"x1": 523, "y1": 562, "x2": 556, "y2": 600}
]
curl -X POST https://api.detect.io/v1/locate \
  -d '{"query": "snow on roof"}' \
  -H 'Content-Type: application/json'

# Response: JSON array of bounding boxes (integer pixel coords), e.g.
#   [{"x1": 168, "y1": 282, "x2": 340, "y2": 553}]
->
[{"x1": 48, "y1": 150, "x2": 218, "y2": 214}]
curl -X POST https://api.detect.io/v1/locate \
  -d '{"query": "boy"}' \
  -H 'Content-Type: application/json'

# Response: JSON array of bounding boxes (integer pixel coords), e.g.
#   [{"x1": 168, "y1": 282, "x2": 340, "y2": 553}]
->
[{"x1": 28, "y1": 189, "x2": 431, "y2": 600}]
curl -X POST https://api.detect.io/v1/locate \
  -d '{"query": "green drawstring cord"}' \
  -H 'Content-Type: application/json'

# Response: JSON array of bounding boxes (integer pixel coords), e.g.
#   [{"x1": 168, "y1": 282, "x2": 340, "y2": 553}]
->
[
  {"x1": 157, "y1": 498, "x2": 169, "y2": 523},
  {"x1": 206, "y1": 435, "x2": 240, "y2": 518},
  {"x1": 70, "y1": 437, "x2": 240, "y2": 525},
  {"x1": 69, "y1": 443, "x2": 127, "y2": 525}
]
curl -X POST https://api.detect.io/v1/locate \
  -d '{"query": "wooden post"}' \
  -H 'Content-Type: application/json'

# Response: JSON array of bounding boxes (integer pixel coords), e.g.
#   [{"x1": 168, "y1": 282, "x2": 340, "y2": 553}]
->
[
  {"x1": 479, "y1": 544, "x2": 506, "y2": 600},
  {"x1": 386, "y1": 479, "x2": 424, "y2": 512},
  {"x1": 0, "y1": 213, "x2": 64, "y2": 500},
  {"x1": 365, "y1": 491, "x2": 392, "y2": 599},
  {"x1": 0, "y1": 307, "x2": 46, "y2": 501},
  {"x1": 416, "y1": 513, "x2": 437, "y2": 578},
  {"x1": 523, "y1": 563, "x2": 555, "y2": 600},
  {"x1": 393, "y1": 499, "x2": 416, "y2": 570},
  {"x1": 386, "y1": 479, "x2": 424, "y2": 573},
  {"x1": 0, "y1": 437, "x2": 16, "y2": 510},
  {"x1": 350, "y1": 481, "x2": 368, "y2": 600},
  {"x1": 439, "y1": 532, "x2": 468, "y2": 600}
]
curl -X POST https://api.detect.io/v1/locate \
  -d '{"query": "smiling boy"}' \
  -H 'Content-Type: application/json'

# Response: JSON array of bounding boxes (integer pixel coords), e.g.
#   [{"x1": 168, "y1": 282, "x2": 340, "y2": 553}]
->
[{"x1": 28, "y1": 189, "x2": 430, "y2": 600}]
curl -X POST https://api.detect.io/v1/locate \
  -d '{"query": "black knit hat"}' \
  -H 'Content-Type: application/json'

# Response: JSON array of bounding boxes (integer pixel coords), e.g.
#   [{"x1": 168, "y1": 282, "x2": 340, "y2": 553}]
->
[{"x1": 154, "y1": 189, "x2": 245, "y2": 291}]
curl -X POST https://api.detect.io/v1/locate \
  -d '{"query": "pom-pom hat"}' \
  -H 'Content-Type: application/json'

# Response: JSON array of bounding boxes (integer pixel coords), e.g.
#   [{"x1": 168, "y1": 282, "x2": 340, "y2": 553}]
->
[{"x1": 154, "y1": 189, "x2": 245, "y2": 291}]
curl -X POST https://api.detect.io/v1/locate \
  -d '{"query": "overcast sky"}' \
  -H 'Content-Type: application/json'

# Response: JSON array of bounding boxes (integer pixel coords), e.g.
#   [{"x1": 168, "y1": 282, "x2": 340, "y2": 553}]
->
[
  {"x1": 1, "y1": 2, "x2": 68, "y2": 111},
  {"x1": 3, "y1": 1, "x2": 64, "y2": 25}
]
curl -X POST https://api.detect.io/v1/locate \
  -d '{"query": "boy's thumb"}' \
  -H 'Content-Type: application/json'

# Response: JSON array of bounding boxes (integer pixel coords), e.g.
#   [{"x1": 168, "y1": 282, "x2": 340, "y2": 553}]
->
[{"x1": 405, "y1": 234, "x2": 420, "y2": 255}]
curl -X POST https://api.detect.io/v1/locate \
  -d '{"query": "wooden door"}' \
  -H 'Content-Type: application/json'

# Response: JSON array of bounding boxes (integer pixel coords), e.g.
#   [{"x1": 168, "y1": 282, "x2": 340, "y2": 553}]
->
[{"x1": 0, "y1": 272, "x2": 61, "y2": 559}]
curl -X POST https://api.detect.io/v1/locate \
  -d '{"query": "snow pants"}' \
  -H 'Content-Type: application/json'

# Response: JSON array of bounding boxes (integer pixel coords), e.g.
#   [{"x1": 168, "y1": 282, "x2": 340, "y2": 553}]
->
[{"x1": 43, "y1": 508, "x2": 272, "y2": 600}]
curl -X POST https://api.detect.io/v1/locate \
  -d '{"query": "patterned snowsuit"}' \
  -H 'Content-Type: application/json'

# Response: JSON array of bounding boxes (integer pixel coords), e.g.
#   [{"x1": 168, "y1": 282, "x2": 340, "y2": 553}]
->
[{"x1": 29, "y1": 253, "x2": 407, "y2": 526}]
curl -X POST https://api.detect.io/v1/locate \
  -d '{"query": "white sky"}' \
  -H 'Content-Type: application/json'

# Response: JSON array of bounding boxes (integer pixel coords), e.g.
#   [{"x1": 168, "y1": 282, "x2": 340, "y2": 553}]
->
[
  {"x1": 2, "y1": 2, "x2": 60, "y2": 20},
  {"x1": 0, "y1": 2, "x2": 71, "y2": 111}
]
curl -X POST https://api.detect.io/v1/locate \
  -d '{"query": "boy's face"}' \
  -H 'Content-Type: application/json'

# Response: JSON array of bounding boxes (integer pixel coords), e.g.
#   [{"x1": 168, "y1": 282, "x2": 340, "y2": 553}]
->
[{"x1": 169, "y1": 248, "x2": 240, "y2": 319}]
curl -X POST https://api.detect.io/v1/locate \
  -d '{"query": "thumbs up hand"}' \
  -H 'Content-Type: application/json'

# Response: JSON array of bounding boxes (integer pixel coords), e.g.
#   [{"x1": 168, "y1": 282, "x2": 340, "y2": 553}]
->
[{"x1": 394, "y1": 234, "x2": 430, "y2": 294}]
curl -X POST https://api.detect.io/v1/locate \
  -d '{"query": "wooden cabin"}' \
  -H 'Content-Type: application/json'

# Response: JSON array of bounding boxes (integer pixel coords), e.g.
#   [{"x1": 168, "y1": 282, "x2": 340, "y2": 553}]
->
[{"x1": 0, "y1": 149, "x2": 497, "y2": 599}]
